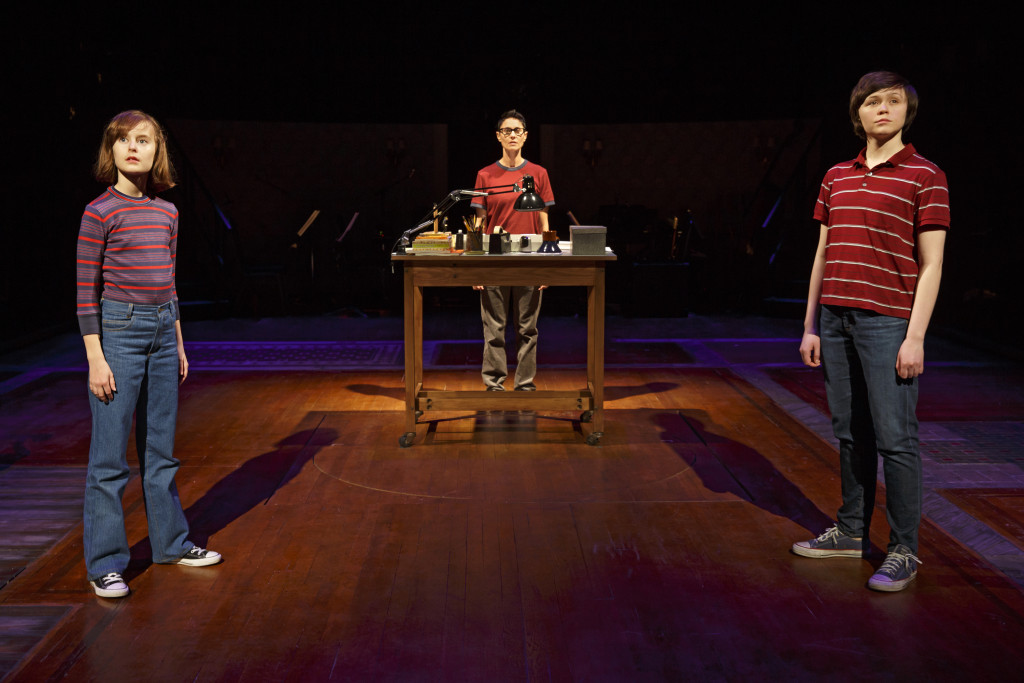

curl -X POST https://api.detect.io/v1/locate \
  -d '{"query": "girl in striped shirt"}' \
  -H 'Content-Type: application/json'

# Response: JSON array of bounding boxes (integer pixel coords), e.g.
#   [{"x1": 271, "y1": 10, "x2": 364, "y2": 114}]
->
[{"x1": 78, "y1": 110, "x2": 221, "y2": 598}]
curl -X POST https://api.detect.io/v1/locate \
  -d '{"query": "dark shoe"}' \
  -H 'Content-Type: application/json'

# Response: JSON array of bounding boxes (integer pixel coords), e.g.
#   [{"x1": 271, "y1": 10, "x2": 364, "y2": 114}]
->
[
  {"x1": 91, "y1": 572, "x2": 129, "y2": 598},
  {"x1": 514, "y1": 386, "x2": 536, "y2": 391},
  {"x1": 868, "y1": 545, "x2": 921, "y2": 592},
  {"x1": 175, "y1": 546, "x2": 223, "y2": 567},
  {"x1": 486, "y1": 386, "x2": 505, "y2": 392},
  {"x1": 792, "y1": 525, "x2": 866, "y2": 558}
]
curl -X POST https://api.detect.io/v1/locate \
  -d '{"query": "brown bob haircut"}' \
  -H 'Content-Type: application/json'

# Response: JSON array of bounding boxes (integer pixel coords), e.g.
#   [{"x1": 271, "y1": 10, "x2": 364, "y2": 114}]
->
[
  {"x1": 93, "y1": 110, "x2": 177, "y2": 192},
  {"x1": 849, "y1": 71, "x2": 919, "y2": 140}
]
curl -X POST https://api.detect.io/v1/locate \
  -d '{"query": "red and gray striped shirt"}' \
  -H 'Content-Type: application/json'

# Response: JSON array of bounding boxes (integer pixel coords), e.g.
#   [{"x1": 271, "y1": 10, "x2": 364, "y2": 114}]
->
[
  {"x1": 76, "y1": 187, "x2": 179, "y2": 335},
  {"x1": 813, "y1": 144, "x2": 950, "y2": 319}
]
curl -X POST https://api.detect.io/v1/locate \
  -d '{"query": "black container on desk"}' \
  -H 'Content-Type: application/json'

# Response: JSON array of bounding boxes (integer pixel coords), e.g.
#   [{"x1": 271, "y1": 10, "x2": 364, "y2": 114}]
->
[
  {"x1": 488, "y1": 232, "x2": 511, "y2": 254},
  {"x1": 465, "y1": 232, "x2": 484, "y2": 253}
]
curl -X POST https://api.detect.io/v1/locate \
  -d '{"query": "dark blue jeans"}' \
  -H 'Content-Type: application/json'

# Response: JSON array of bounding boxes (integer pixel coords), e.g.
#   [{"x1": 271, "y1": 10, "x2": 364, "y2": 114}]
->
[
  {"x1": 83, "y1": 299, "x2": 192, "y2": 580},
  {"x1": 820, "y1": 305, "x2": 922, "y2": 553}
]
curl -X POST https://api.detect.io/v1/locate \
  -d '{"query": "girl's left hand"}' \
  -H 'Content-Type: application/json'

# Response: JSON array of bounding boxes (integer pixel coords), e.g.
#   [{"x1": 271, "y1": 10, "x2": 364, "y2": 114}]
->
[{"x1": 178, "y1": 347, "x2": 189, "y2": 384}]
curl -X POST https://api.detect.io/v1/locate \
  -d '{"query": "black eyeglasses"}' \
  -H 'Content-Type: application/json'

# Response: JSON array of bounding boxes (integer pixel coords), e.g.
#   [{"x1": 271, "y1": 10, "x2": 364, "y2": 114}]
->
[{"x1": 498, "y1": 127, "x2": 525, "y2": 137}]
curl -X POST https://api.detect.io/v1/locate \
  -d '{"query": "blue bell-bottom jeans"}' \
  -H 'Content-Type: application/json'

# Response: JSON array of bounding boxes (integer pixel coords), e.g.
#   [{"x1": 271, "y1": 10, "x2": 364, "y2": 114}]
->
[
  {"x1": 84, "y1": 299, "x2": 192, "y2": 580},
  {"x1": 820, "y1": 305, "x2": 922, "y2": 554}
]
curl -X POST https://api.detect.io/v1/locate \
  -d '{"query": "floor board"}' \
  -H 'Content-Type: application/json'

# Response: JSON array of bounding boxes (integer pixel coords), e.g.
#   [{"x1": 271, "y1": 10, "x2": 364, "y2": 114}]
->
[{"x1": 2, "y1": 344, "x2": 1023, "y2": 681}]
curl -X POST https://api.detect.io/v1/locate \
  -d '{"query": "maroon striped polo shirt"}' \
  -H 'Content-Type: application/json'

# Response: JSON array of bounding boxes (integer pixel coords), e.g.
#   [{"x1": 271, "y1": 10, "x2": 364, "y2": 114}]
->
[
  {"x1": 76, "y1": 187, "x2": 180, "y2": 336},
  {"x1": 813, "y1": 144, "x2": 950, "y2": 319}
]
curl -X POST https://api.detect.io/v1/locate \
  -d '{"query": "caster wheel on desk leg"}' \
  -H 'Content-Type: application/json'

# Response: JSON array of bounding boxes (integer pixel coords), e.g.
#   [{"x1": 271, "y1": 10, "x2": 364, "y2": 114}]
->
[
  {"x1": 580, "y1": 410, "x2": 593, "y2": 423},
  {"x1": 586, "y1": 432, "x2": 603, "y2": 446},
  {"x1": 399, "y1": 432, "x2": 416, "y2": 448}
]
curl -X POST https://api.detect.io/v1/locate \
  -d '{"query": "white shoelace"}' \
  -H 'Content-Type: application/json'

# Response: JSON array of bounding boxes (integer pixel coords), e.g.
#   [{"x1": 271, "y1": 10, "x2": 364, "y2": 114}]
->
[{"x1": 879, "y1": 551, "x2": 922, "y2": 574}]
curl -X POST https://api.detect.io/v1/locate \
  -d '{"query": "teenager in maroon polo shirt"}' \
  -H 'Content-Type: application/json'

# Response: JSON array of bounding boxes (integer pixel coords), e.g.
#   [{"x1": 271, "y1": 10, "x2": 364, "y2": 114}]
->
[{"x1": 791, "y1": 72, "x2": 950, "y2": 592}]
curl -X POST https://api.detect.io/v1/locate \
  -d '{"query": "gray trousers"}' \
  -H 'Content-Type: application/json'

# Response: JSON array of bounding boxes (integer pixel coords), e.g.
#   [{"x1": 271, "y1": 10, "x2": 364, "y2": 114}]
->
[{"x1": 480, "y1": 286, "x2": 542, "y2": 390}]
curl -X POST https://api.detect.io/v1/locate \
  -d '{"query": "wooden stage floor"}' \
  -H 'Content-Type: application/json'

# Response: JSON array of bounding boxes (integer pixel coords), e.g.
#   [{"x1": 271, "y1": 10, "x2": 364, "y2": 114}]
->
[{"x1": 1, "y1": 315, "x2": 1023, "y2": 681}]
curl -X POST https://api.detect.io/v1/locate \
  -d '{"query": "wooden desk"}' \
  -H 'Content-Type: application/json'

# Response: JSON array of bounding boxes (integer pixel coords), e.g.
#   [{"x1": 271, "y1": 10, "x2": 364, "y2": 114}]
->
[{"x1": 391, "y1": 251, "x2": 617, "y2": 447}]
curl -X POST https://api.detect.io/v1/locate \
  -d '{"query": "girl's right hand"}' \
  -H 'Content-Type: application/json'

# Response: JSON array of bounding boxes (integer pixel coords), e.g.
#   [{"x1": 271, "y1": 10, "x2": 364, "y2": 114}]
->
[{"x1": 89, "y1": 359, "x2": 117, "y2": 403}]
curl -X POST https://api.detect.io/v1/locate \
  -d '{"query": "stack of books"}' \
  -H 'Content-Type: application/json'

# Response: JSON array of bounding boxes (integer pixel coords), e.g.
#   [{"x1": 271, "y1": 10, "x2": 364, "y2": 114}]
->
[{"x1": 411, "y1": 232, "x2": 453, "y2": 253}]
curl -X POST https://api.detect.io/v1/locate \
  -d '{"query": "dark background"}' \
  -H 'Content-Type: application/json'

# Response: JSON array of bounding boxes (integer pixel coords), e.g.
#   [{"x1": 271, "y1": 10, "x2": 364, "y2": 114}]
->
[{"x1": 3, "y1": 6, "x2": 1018, "y2": 347}]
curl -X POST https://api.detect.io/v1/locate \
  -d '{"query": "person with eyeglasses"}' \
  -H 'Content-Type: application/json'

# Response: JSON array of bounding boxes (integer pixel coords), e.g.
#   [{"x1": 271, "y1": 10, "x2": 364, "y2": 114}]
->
[{"x1": 470, "y1": 109, "x2": 555, "y2": 391}]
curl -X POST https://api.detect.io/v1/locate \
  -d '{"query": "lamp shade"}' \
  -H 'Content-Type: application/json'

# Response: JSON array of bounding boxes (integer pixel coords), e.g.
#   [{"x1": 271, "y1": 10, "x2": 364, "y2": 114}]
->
[{"x1": 513, "y1": 175, "x2": 546, "y2": 212}]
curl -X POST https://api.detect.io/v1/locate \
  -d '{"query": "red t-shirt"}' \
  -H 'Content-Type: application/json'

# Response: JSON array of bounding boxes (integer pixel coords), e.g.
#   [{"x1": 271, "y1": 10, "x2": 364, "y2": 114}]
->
[
  {"x1": 470, "y1": 160, "x2": 554, "y2": 234},
  {"x1": 813, "y1": 144, "x2": 950, "y2": 319}
]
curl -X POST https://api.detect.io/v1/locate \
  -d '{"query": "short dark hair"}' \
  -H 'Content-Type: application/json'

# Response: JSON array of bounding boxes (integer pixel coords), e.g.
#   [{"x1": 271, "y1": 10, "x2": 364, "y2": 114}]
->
[
  {"x1": 495, "y1": 109, "x2": 527, "y2": 131},
  {"x1": 849, "y1": 71, "x2": 919, "y2": 140}
]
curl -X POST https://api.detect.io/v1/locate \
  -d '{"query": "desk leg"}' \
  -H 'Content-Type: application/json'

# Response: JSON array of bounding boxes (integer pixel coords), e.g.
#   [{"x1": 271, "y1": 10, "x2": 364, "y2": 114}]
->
[
  {"x1": 587, "y1": 266, "x2": 606, "y2": 445},
  {"x1": 400, "y1": 267, "x2": 420, "y2": 447}
]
